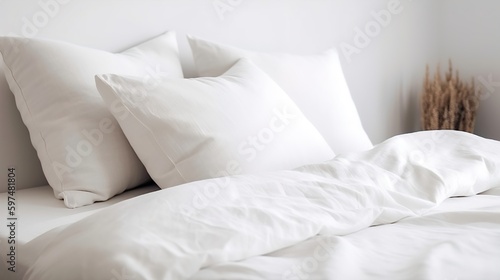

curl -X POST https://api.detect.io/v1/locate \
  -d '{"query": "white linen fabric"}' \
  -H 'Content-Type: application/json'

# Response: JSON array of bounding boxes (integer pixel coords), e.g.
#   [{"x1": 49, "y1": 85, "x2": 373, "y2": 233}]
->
[
  {"x1": 188, "y1": 36, "x2": 373, "y2": 155},
  {"x1": 22, "y1": 130, "x2": 500, "y2": 279},
  {"x1": 0, "y1": 184, "x2": 159, "y2": 246},
  {"x1": 0, "y1": 184, "x2": 159, "y2": 279},
  {"x1": 96, "y1": 58, "x2": 335, "y2": 189},
  {"x1": 0, "y1": 32, "x2": 183, "y2": 208},
  {"x1": 192, "y1": 192, "x2": 500, "y2": 280}
]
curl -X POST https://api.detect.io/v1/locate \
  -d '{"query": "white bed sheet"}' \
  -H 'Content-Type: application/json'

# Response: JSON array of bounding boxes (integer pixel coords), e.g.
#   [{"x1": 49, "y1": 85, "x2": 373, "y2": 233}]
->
[
  {"x1": 20, "y1": 131, "x2": 500, "y2": 280},
  {"x1": 0, "y1": 183, "x2": 159, "y2": 278},
  {"x1": 14, "y1": 186, "x2": 500, "y2": 280},
  {"x1": 7, "y1": 131, "x2": 500, "y2": 280},
  {"x1": 192, "y1": 188, "x2": 500, "y2": 280}
]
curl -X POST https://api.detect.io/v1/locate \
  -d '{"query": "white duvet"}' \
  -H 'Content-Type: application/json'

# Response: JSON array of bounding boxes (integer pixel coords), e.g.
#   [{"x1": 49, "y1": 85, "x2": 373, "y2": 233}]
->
[{"x1": 23, "y1": 131, "x2": 500, "y2": 280}]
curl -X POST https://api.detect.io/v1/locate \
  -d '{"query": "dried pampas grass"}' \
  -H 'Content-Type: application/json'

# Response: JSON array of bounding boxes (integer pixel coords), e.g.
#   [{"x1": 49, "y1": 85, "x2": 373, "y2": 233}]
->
[{"x1": 421, "y1": 60, "x2": 480, "y2": 133}]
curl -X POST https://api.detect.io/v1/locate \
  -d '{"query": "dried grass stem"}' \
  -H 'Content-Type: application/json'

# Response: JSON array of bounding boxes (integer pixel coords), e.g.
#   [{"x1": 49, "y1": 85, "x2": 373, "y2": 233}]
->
[{"x1": 421, "y1": 60, "x2": 479, "y2": 133}]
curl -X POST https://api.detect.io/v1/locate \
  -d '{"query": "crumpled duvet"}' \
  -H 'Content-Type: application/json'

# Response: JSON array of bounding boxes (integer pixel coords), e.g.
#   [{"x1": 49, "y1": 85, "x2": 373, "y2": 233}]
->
[{"x1": 24, "y1": 130, "x2": 500, "y2": 280}]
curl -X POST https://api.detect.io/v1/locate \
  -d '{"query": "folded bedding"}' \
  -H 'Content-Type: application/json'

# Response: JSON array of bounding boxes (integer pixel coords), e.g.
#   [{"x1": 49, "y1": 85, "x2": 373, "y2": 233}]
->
[{"x1": 22, "y1": 130, "x2": 500, "y2": 279}]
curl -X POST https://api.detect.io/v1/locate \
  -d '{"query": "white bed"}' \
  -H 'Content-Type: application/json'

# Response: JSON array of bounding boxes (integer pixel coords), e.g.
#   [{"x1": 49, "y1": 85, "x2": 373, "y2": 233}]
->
[
  {"x1": 1, "y1": 1, "x2": 500, "y2": 280},
  {"x1": 3, "y1": 131, "x2": 500, "y2": 280},
  {"x1": 192, "y1": 188, "x2": 500, "y2": 280},
  {"x1": 0, "y1": 183, "x2": 159, "y2": 277},
  {"x1": 0, "y1": 184, "x2": 159, "y2": 245}
]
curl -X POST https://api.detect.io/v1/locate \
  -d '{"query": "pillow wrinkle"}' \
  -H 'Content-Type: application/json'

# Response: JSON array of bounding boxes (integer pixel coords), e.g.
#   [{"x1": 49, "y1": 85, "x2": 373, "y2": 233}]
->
[
  {"x1": 188, "y1": 36, "x2": 373, "y2": 155},
  {"x1": 120, "y1": 94, "x2": 189, "y2": 184},
  {"x1": 95, "y1": 59, "x2": 335, "y2": 189}
]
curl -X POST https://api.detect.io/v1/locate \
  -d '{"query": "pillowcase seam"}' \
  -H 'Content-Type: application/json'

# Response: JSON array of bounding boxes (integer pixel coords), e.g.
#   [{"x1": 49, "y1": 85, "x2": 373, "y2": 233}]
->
[
  {"x1": 1, "y1": 57, "x2": 64, "y2": 192},
  {"x1": 104, "y1": 82, "x2": 189, "y2": 184}
]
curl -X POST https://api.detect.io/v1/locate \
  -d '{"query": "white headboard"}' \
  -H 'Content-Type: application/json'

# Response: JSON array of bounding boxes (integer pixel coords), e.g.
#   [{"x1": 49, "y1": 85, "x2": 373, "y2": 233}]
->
[{"x1": 0, "y1": 0, "x2": 437, "y2": 191}]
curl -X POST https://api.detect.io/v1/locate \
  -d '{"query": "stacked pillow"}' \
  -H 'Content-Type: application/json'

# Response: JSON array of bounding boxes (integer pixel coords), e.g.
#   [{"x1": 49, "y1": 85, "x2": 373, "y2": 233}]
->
[
  {"x1": 95, "y1": 58, "x2": 334, "y2": 188},
  {"x1": 0, "y1": 32, "x2": 183, "y2": 208},
  {"x1": 0, "y1": 32, "x2": 371, "y2": 208},
  {"x1": 188, "y1": 36, "x2": 373, "y2": 155}
]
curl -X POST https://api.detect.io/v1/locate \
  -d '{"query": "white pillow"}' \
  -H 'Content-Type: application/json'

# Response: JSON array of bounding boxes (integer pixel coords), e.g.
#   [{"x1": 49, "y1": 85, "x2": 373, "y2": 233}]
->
[
  {"x1": 188, "y1": 36, "x2": 373, "y2": 155},
  {"x1": 95, "y1": 59, "x2": 335, "y2": 188},
  {"x1": 0, "y1": 32, "x2": 183, "y2": 208}
]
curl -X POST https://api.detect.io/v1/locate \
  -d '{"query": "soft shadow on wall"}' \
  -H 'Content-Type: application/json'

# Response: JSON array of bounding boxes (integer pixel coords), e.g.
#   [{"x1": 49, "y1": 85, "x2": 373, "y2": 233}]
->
[{"x1": 438, "y1": 0, "x2": 500, "y2": 141}]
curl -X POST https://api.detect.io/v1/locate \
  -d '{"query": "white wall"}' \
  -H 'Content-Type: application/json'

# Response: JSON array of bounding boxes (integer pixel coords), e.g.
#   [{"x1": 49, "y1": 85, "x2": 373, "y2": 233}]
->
[
  {"x1": 337, "y1": 0, "x2": 440, "y2": 141},
  {"x1": 0, "y1": 0, "x2": 439, "y2": 190},
  {"x1": 439, "y1": 0, "x2": 500, "y2": 141}
]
